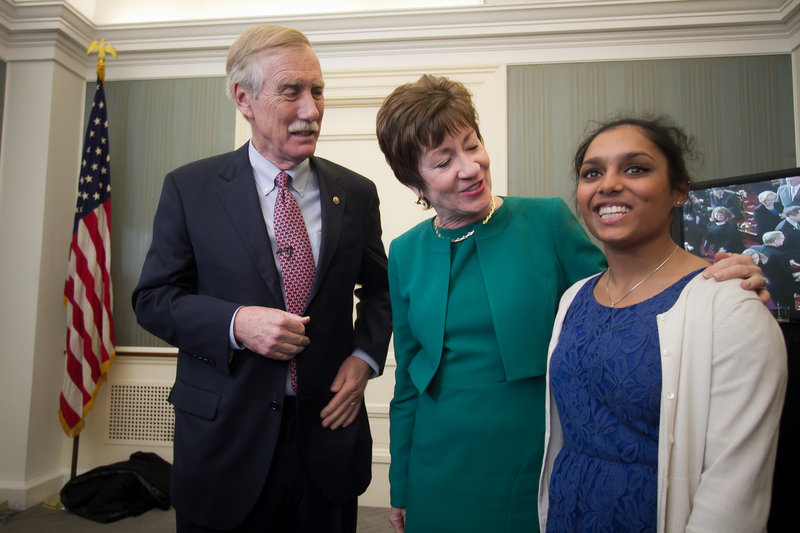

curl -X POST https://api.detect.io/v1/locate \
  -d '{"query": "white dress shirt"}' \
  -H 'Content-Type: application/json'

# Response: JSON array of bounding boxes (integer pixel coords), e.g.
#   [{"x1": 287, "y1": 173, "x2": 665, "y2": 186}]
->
[{"x1": 228, "y1": 142, "x2": 378, "y2": 393}]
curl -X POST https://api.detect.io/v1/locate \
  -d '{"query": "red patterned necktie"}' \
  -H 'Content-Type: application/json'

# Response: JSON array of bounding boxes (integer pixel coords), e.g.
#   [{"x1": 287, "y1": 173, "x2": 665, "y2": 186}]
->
[{"x1": 273, "y1": 171, "x2": 315, "y2": 392}]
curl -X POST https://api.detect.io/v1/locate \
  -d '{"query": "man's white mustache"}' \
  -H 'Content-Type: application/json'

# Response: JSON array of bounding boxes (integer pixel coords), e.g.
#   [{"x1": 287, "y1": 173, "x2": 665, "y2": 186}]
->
[{"x1": 288, "y1": 121, "x2": 319, "y2": 133}]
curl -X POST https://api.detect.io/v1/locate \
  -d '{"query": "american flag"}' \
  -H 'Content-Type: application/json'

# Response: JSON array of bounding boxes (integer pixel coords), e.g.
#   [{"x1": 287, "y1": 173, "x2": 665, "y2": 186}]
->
[{"x1": 59, "y1": 78, "x2": 116, "y2": 438}]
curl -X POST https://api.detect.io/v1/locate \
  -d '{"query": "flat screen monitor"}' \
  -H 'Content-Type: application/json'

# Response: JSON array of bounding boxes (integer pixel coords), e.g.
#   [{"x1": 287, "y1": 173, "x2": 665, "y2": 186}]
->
[{"x1": 676, "y1": 166, "x2": 800, "y2": 323}]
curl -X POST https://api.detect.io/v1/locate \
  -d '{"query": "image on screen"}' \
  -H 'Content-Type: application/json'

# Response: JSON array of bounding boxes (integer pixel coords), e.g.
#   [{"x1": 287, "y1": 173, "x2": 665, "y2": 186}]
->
[{"x1": 677, "y1": 167, "x2": 800, "y2": 322}]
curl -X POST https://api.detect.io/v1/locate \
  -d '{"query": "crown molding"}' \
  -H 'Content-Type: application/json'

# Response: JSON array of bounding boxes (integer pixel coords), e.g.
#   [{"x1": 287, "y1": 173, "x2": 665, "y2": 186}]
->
[
  {"x1": 0, "y1": 0, "x2": 798, "y2": 79},
  {"x1": 0, "y1": 1, "x2": 94, "y2": 75},
  {"x1": 785, "y1": 0, "x2": 800, "y2": 49}
]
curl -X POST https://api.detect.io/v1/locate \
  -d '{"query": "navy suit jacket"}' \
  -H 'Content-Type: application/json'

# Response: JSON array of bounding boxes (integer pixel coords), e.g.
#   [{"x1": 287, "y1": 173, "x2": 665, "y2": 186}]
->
[
  {"x1": 776, "y1": 219, "x2": 800, "y2": 256},
  {"x1": 753, "y1": 204, "x2": 781, "y2": 241},
  {"x1": 132, "y1": 143, "x2": 391, "y2": 529},
  {"x1": 777, "y1": 184, "x2": 800, "y2": 209}
]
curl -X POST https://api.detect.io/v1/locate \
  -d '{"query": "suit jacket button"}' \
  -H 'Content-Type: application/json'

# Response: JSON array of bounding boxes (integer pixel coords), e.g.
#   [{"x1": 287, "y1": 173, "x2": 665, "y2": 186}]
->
[{"x1": 270, "y1": 401, "x2": 280, "y2": 411}]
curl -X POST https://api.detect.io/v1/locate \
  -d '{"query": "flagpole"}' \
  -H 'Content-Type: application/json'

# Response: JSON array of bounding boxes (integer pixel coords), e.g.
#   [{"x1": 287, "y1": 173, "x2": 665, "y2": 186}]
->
[
  {"x1": 63, "y1": 38, "x2": 117, "y2": 485},
  {"x1": 70, "y1": 435, "x2": 80, "y2": 480}
]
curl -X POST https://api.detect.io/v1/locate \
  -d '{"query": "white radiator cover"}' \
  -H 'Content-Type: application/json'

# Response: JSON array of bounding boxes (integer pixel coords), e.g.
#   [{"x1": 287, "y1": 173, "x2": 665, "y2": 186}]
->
[{"x1": 106, "y1": 383, "x2": 174, "y2": 445}]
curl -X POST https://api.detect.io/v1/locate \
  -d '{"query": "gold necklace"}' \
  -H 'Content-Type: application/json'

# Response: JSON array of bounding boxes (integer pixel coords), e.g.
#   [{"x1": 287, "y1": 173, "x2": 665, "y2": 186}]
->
[
  {"x1": 605, "y1": 245, "x2": 679, "y2": 308},
  {"x1": 433, "y1": 196, "x2": 497, "y2": 242}
]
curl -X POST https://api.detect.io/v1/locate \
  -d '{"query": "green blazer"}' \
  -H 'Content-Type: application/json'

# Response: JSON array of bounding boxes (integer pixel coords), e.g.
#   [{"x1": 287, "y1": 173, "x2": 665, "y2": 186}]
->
[{"x1": 388, "y1": 196, "x2": 606, "y2": 507}]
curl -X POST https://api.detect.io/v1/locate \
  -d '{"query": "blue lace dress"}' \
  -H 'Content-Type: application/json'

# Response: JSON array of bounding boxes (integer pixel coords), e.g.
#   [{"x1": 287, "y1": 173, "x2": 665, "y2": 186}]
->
[{"x1": 546, "y1": 269, "x2": 703, "y2": 532}]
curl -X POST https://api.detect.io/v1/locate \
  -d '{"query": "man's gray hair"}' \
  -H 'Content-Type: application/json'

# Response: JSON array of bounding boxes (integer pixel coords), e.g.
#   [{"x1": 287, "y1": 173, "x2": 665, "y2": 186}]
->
[
  {"x1": 225, "y1": 24, "x2": 311, "y2": 100},
  {"x1": 763, "y1": 231, "x2": 784, "y2": 245}
]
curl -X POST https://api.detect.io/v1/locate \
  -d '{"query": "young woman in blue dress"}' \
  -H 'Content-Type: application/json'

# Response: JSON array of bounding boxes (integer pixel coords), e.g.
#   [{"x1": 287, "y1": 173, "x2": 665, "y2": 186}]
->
[{"x1": 539, "y1": 116, "x2": 787, "y2": 532}]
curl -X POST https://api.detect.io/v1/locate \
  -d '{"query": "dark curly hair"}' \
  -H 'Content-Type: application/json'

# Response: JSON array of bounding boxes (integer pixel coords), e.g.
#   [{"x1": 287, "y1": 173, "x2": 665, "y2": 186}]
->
[{"x1": 573, "y1": 115, "x2": 696, "y2": 194}]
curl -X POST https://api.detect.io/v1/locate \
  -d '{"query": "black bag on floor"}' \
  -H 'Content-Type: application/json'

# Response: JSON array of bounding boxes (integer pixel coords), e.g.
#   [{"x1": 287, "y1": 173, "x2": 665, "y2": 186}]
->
[{"x1": 60, "y1": 451, "x2": 171, "y2": 523}]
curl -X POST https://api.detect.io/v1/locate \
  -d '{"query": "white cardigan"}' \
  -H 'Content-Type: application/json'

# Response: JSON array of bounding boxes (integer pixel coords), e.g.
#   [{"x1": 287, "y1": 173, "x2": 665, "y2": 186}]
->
[{"x1": 538, "y1": 274, "x2": 787, "y2": 533}]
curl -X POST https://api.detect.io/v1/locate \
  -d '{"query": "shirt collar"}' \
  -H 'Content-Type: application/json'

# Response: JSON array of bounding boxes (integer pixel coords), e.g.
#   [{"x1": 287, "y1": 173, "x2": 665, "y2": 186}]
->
[{"x1": 248, "y1": 141, "x2": 312, "y2": 197}]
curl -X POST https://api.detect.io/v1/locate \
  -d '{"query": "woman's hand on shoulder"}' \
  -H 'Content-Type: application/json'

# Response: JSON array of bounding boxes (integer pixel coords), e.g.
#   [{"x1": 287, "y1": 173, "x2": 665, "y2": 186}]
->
[
  {"x1": 389, "y1": 506, "x2": 407, "y2": 533},
  {"x1": 703, "y1": 251, "x2": 770, "y2": 304}
]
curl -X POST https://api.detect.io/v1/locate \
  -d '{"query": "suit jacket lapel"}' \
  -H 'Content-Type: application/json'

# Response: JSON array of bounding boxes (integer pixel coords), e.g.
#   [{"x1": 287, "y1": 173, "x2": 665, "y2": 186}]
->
[
  {"x1": 474, "y1": 203, "x2": 549, "y2": 378},
  {"x1": 477, "y1": 232, "x2": 529, "y2": 373},
  {"x1": 217, "y1": 144, "x2": 284, "y2": 306},
  {"x1": 310, "y1": 157, "x2": 344, "y2": 301},
  {"x1": 422, "y1": 232, "x2": 451, "y2": 389},
  {"x1": 401, "y1": 225, "x2": 451, "y2": 392}
]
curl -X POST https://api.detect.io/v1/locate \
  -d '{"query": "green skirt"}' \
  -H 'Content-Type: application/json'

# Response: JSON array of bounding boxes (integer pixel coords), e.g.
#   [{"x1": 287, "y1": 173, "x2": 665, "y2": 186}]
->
[{"x1": 404, "y1": 376, "x2": 544, "y2": 533}]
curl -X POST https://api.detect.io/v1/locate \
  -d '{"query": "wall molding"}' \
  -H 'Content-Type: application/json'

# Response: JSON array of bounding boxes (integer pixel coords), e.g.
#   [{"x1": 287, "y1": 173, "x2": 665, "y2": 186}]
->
[
  {"x1": 0, "y1": 1, "x2": 798, "y2": 80},
  {"x1": 0, "y1": 470, "x2": 64, "y2": 510},
  {"x1": 0, "y1": 0, "x2": 93, "y2": 75}
]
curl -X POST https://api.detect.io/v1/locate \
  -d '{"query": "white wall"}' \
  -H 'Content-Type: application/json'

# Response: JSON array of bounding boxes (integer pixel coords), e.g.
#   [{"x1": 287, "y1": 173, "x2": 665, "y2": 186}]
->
[
  {"x1": 794, "y1": 46, "x2": 800, "y2": 166},
  {"x1": 0, "y1": 57, "x2": 88, "y2": 508}
]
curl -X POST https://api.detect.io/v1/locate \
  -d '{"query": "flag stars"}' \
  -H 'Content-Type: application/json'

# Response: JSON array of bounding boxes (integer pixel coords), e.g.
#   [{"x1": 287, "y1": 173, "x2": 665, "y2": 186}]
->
[{"x1": 71, "y1": 82, "x2": 111, "y2": 226}]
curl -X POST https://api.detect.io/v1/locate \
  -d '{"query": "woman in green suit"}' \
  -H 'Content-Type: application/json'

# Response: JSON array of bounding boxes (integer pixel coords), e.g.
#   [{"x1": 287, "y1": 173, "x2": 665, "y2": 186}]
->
[{"x1": 375, "y1": 75, "x2": 767, "y2": 533}]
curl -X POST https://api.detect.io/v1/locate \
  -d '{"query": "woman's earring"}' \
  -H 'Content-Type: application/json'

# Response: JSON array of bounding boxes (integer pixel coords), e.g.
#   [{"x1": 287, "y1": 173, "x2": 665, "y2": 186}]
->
[{"x1": 415, "y1": 197, "x2": 424, "y2": 205}]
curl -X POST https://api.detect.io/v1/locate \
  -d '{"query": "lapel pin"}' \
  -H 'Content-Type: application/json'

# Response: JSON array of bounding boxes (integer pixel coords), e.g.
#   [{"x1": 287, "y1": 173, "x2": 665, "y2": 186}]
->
[{"x1": 332, "y1": 196, "x2": 340, "y2": 205}]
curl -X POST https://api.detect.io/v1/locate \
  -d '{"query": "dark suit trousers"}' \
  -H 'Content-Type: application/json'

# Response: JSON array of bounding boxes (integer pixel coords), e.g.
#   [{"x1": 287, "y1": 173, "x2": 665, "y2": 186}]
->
[{"x1": 175, "y1": 398, "x2": 358, "y2": 533}]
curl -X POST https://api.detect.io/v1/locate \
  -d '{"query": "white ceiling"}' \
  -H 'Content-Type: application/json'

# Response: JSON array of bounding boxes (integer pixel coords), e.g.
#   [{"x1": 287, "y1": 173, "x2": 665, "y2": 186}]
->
[
  {"x1": 21, "y1": 0, "x2": 793, "y2": 26},
  {"x1": 40, "y1": 0, "x2": 482, "y2": 25}
]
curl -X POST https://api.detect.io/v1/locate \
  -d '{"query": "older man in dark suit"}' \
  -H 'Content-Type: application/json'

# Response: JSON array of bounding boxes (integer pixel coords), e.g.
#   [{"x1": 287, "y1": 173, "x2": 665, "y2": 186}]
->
[
  {"x1": 754, "y1": 231, "x2": 800, "y2": 309},
  {"x1": 132, "y1": 24, "x2": 391, "y2": 533},
  {"x1": 709, "y1": 186, "x2": 743, "y2": 220},
  {"x1": 776, "y1": 205, "x2": 800, "y2": 256},
  {"x1": 776, "y1": 175, "x2": 800, "y2": 208}
]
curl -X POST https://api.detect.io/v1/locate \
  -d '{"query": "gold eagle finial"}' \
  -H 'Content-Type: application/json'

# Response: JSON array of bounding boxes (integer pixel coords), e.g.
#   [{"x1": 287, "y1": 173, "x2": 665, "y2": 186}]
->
[{"x1": 86, "y1": 39, "x2": 117, "y2": 84}]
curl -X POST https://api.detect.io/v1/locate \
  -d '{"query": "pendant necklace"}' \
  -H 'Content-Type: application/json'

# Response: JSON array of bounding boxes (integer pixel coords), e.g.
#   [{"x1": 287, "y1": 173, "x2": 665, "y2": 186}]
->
[
  {"x1": 433, "y1": 196, "x2": 496, "y2": 243},
  {"x1": 606, "y1": 244, "x2": 679, "y2": 308}
]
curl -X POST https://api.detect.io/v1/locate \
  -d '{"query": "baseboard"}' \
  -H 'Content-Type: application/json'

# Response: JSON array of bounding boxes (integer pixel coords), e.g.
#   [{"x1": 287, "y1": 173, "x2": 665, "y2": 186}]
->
[{"x1": 0, "y1": 469, "x2": 67, "y2": 510}]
